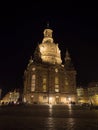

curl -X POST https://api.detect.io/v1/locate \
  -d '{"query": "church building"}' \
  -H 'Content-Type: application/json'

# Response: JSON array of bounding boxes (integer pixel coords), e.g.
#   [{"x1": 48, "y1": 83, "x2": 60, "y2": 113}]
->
[{"x1": 23, "y1": 27, "x2": 77, "y2": 104}]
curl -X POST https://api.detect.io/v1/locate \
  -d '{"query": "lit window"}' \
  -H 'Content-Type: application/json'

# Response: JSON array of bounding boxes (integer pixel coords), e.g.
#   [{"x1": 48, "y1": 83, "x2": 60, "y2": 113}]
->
[
  {"x1": 43, "y1": 78, "x2": 46, "y2": 84},
  {"x1": 31, "y1": 75, "x2": 36, "y2": 92},
  {"x1": 55, "y1": 85, "x2": 59, "y2": 88},
  {"x1": 55, "y1": 68, "x2": 58, "y2": 72},
  {"x1": 55, "y1": 77, "x2": 59, "y2": 84},
  {"x1": 65, "y1": 81, "x2": 68, "y2": 85},
  {"x1": 43, "y1": 76, "x2": 47, "y2": 92},
  {"x1": 32, "y1": 75, "x2": 36, "y2": 79},
  {"x1": 65, "y1": 78, "x2": 69, "y2": 85},
  {"x1": 31, "y1": 95, "x2": 34, "y2": 98},
  {"x1": 43, "y1": 85, "x2": 47, "y2": 92},
  {"x1": 55, "y1": 77, "x2": 59, "y2": 92},
  {"x1": 31, "y1": 84, "x2": 35, "y2": 92},
  {"x1": 32, "y1": 67, "x2": 36, "y2": 71},
  {"x1": 55, "y1": 88, "x2": 59, "y2": 92},
  {"x1": 32, "y1": 79, "x2": 35, "y2": 84}
]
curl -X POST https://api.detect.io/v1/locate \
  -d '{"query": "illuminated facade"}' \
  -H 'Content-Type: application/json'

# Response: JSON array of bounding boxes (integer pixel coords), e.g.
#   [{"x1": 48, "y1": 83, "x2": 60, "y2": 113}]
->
[
  {"x1": 88, "y1": 82, "x2": 98, "y2": 105},
  {"x1": 77, "y1": 87, "x2": 89, "y2": 104},
  {"x1": 1, "y1": 89, "x2": 20, "y2": 104},
  {"x1": 23, "y1": 27, "x2": 77, "y2": 104}
]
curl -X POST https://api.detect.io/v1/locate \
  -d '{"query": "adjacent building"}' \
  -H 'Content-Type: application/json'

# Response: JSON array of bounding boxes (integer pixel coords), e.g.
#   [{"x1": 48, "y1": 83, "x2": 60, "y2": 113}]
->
[
  {"x1": 23, "y1": 27, "x2": 77, "y2": 104},
  {"x1": 77, "y1": 87, "x2": 89, "y2": 104},
  {"x1": 88, "y1": 82, "x2": 98, "y2": 105},
  {"x1": 1, "y1": 89, "x2": 20, "y2": 104}
]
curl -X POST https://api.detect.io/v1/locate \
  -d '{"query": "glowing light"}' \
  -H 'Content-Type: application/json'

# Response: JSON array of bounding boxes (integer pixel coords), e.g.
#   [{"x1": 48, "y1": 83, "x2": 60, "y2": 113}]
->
[
  {"x1": 24, "y1": 98, "x2": 26, "y2": 102},
  {"x1": 68, "y1": 97, "x2": 71, "y2": 101},
  {"x1": 49, "y1": 104, "x2": 52, "y2": 109},
  {"x1": 32, "y1": 67, "x2": 36, "y2": 71},
  {"x1": 31, "y1": 95, "x2": 33, "y2": 98},
  {"x1": 49, "y1": 97, "x2": 52, "y2": 101},
  {"x1": 55, "y1": 68, "x2": 58, "y2": 72},
  {"x1": 49, "y1": 97, "x2": 52, "y2": 104}
]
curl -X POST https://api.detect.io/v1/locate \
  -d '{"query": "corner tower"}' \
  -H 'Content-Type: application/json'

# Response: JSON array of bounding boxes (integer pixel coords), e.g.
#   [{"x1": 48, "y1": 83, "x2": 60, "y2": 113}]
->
[
  {"x1": 64, "y1": 49, "x2": 77, "y2": 97},
  {"x1": 64, "y1": 49, "x2": 74, "y2": 70}
]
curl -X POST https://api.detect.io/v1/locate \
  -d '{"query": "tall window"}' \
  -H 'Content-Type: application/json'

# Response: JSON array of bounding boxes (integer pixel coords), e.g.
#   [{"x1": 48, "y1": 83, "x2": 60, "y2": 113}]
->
[
  {"x1": 43, "y1": 77, "x2": 47, "y2": 92},
  {"x1": 65, "y1": 77, "x2": 69, "y2": 86},
  {"x1": 31, "y1": 75, "x2": 36, "y2": 92},
  {"x1": 55, "y1": 77, "x2": 59, "y2": 92}
]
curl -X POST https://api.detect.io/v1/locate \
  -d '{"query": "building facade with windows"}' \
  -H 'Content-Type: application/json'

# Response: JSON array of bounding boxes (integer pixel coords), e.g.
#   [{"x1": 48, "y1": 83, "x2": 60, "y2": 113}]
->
[
  {"x1": 1, "y1": 89, "x2": 20, "y2": 105},
  {"x1": 88, "y1": 82, "x2": 98, "y2": 105},
  {"x1": 23, "y1": 27, "x2": 77, "y2": 104},
  {"x1": 77, "y1": 87, "x2": 89, "y2": 104}
]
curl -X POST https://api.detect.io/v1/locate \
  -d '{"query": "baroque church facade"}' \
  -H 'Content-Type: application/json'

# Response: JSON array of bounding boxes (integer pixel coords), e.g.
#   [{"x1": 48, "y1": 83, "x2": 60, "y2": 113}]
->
[{"x1": 23, "y1": 27, "x2": 77, "y2": 104}]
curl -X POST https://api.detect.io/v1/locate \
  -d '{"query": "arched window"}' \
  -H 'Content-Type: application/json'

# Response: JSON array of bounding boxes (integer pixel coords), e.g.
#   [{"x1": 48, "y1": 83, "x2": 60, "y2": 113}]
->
[
  {"x1": 55, "y1": 77, "x2": 59, "y2": 92},
  {"x1": 65, "y1": 77, "x2": 69, "y2": 86},
  {"x1": 43, "y1": 76, "x2": 47, "y2": 92},
  {"x1": 31, "y1": 74, "x2": 36, "y2": 92}
]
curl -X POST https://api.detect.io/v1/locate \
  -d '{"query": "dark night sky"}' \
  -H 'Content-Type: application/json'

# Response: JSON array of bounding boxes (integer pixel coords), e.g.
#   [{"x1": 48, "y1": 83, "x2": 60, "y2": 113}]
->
[{"x1": 0, "y1": 1, "x2": 98, "y2": 96}]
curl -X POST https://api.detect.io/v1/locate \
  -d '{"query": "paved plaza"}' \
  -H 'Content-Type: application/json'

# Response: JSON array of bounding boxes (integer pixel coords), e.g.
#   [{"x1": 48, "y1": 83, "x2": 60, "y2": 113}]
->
[{"x1": 0, "y1": 105, "x2": 98, "y2": 129}]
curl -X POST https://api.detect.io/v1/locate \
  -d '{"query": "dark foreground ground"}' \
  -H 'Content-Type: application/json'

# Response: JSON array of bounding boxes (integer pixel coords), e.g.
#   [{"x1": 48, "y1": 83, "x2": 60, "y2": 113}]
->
[{"x1": 0, "y1": 104, "x2": 98, "y2": 130}]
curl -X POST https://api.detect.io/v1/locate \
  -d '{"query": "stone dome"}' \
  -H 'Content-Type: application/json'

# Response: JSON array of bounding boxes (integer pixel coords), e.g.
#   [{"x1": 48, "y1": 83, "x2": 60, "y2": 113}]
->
[{"x1": 39, "y1": 28, "x2": 62, "y2": 65}]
